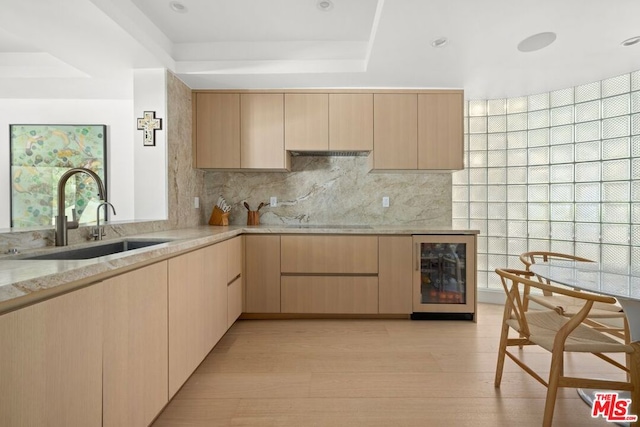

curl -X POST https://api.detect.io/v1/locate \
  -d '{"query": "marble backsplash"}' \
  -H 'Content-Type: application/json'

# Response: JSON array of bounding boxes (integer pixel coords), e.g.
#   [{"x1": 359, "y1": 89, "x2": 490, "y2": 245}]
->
[
  {"x1": 166, "y1": 71, "x2": 204, "y2": 229},
  {"x1": 203, "y1": 156, "x2": 452, "y2": 227}
]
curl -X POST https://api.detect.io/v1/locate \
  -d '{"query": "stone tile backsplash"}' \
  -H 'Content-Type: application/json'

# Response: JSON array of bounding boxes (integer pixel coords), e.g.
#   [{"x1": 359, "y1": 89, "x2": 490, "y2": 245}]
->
[{"x1": 204, "y1": 156, "x2": 452, "y2": 227}]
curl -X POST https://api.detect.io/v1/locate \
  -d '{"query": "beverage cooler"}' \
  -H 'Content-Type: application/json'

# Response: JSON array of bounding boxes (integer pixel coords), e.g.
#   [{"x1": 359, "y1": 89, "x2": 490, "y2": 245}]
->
[{"x1": 412, "y1": 234, "x2": 476, "y2": 320}]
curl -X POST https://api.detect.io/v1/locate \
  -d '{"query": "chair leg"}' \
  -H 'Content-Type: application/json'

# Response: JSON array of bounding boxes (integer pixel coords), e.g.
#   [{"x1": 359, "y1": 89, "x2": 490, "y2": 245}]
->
[
  {"x1": 624, "y1": 317, "x2": 631, "y2": 382},
  {"x1": 629, "y1": 343, "x2": 640, "y2": 426},
  {"x1": 495, "y1": 322, "x2": 510, "y2": 387},
  {"x1": 543, "y1": 350, "x2": 564, "y2": 427}
]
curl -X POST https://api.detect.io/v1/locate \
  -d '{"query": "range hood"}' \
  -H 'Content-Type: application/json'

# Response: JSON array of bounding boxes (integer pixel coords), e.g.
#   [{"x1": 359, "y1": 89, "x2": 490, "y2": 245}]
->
[{"x1": 289, "y1": 151, "x2": 371, "y2": 157}]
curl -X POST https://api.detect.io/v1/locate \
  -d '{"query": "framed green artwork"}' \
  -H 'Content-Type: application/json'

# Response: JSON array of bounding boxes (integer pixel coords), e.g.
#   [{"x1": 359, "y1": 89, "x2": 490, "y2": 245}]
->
[{"x1": 10, "y1": 124, "x2": 107, "y2": 228}]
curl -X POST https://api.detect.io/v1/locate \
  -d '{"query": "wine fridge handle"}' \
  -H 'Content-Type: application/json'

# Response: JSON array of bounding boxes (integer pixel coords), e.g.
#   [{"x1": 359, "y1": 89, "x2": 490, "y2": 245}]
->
[{"x1": 415, "y1": 243, "x2": 420, "y2": 271}]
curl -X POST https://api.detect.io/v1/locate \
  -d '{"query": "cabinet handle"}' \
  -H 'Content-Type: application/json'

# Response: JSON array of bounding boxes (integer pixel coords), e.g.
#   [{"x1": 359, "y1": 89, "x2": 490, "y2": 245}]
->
[
  {"x1": 415, "y1": 243, "x2": 420, "y2": 271},
  {"x1": 227, "y1": 273, "x2": 241, "y2": 286}
]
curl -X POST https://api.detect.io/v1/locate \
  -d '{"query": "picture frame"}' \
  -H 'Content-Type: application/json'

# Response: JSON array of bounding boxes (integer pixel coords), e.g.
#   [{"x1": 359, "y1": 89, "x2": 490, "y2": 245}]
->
[{"x1": 9, "y1": 124, "x2": 108, "y2": 228}]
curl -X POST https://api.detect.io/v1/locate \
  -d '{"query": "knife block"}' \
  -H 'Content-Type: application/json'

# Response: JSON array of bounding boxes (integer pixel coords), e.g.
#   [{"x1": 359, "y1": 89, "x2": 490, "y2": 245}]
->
[
  {"x1": 247, "y1": 210, "x2": 260, "y2": 226},
  {"x1": 209, "y1": 206, "x2": 229, "y2": 226}
]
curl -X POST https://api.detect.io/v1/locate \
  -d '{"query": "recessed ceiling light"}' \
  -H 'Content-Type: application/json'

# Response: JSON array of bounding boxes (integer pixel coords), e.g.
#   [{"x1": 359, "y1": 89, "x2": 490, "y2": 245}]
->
[
  {"x1": 317, "y1": 0, "x2": 333, "y2": 11},
  {"x1": 431, "y1": 37, "x2": 448, "y2": 48},
  {"x1": 169, "y1": 1, "x2": 188, "y2": 13},
  {"x1": 621, "y1": 36, "x2": 640, "y2": 47},
  {"x1": 517, "y1": 32, "x2": 557, "y2": 53}
]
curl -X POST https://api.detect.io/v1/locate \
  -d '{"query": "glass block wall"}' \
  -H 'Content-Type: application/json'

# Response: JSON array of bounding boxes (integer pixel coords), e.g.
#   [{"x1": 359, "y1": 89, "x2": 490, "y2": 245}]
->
[{"x1": 452, "y1": 70, "x2": 640, "y2": 290}]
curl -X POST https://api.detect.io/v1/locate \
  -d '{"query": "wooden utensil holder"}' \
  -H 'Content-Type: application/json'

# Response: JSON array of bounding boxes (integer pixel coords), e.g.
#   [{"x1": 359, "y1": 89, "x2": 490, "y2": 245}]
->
[
  {"x1": 209, "y1": 206, "x2": 230, "y2": 226},
  {"x1": 247, "y1": 210, "x2": 260, "y2": 226}
]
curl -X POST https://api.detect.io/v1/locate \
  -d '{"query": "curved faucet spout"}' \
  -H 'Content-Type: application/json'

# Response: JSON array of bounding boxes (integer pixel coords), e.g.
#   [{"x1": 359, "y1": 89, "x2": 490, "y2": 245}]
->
[
  {"x1": 92, "y1": 201, "x2": 117, "y2": 241},
  {"x1": 55, "y1": 167, "x2": 107, "y2": 246}
]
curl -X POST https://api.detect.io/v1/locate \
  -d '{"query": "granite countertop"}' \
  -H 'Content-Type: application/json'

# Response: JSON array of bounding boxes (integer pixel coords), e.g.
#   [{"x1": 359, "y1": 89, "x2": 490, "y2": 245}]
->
[{"x1": 0, "y1": 225, "x2": 478, "y2": 314}]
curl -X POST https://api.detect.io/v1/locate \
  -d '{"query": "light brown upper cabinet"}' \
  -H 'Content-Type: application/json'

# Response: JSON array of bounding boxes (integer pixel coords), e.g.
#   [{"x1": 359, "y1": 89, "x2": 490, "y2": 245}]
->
[
  {"x1": 329, "y1": 93, "x2": 373, "y2": 151},
  {"x1": 373, "y1": 93, "x2": 418, "y2": 170},
  {"x1": 193, "y1": 89, "x2": 462, "y2": 171},
  {"x1": 285, "y1": 93, "x2": 373, "y2": 152},
  {"x1": 241, "y1": 93, "x2": 290, "y2": 170},
  {"x1": 418, "y1": 92, "x2": 464, "y2": 170},
  {"x1": 194, "y1": 93, "x2": 240, "y2": 169},
  {"x1": 285, "y1": 93, "x2": 329, "y2": 151}
]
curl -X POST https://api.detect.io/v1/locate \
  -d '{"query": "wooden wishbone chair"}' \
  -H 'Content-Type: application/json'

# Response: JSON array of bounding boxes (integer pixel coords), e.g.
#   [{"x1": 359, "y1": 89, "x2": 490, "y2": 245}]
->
[
  {"x1": 494, "y1": 268, "x2": 640, "y2": 427},
  {"x1": 519, "y1": 251, "x2": 628, "y2": 342}
]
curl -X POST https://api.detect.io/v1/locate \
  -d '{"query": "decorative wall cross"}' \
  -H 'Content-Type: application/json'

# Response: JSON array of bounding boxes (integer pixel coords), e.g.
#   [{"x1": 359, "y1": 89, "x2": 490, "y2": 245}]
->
[{"x1": 137, "y1": 111, "x2": 162, "y2": 146}]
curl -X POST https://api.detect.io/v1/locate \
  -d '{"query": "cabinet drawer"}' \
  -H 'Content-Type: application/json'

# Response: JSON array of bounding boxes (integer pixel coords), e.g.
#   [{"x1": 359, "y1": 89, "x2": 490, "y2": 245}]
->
[
  {"x1": 281, "y1": 276, "x2": 378, "y2": 314},
  {"x1": 281, "y1": 236, "x2": 378, "y2": 274}
]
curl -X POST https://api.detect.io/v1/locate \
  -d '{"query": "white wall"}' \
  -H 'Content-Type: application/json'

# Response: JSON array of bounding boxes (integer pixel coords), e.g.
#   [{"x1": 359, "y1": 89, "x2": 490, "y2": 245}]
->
[
  {"x1": 0, "y1": 99, "x2": 135, "y2": 229},
  {"x1": 133, "y1": 69, "x2": 168, "y2": 220}
]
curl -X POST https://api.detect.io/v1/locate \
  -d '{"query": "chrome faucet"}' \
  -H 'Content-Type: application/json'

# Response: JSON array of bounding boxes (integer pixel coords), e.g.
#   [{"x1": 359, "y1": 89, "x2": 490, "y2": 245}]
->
[
  {"x1": 92, "y1": 201, "x2": 116, "y2": 241},
  {"x1": 55, "y1": 167, "x2": 106, "y2": 246}
]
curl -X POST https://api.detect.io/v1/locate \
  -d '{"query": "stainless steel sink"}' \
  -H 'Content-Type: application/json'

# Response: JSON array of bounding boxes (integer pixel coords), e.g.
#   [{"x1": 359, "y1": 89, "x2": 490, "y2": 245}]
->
[{"x1": 21, "y1": 240, "x2": 171, "y2": 260}]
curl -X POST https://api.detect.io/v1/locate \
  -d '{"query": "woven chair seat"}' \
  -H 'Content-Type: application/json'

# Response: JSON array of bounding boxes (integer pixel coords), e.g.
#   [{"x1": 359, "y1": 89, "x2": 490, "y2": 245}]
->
[
  {"x1": 506, "y1": 309, "x2": 632, "y2": 353},
  {"x1": 527, "y1": 294, "x2": 625, "y2": 318}
]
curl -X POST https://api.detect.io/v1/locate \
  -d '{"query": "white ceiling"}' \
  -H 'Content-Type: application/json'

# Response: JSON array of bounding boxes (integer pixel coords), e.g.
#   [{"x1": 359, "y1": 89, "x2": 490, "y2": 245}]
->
[{"x1": 2, "y1": 0, "x2": 640, "y2": 99}]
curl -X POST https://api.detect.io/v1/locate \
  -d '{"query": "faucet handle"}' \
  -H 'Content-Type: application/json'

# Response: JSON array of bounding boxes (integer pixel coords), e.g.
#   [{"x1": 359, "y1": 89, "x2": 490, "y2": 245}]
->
[{"x1": 91, "y1": 226, "x2": 105, "y2": 240}]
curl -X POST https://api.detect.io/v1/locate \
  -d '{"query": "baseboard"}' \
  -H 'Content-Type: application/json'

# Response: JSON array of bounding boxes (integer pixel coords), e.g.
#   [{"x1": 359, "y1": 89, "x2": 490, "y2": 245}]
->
[
  {"x1": 477, "y1": 288, "x2": 505, "y2": 305},
  {"x1": 410, "y1": 312, "x2": 474, "y2": 321}
]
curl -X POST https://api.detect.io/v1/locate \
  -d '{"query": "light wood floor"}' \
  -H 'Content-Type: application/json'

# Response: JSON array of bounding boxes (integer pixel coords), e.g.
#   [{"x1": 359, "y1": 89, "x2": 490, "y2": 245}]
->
[{"x1": 153, "y1": 303, "x2": 625, "y2": 426}]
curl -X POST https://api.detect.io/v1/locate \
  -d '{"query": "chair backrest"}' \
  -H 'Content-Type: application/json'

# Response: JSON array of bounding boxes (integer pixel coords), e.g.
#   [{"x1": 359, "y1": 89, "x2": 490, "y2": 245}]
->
[
  {"x1": 496, "y1": 268, "x2": 536, "y2": 336},
  {"x1": 518, "y1": 252, "x2": 593, "y2": 294},
  {"x1": 519, "y1": 251, "x2": 592, "y2": 269},
  {"x1": 495, "y1": 268, "x2": 617, "y2": 338}
]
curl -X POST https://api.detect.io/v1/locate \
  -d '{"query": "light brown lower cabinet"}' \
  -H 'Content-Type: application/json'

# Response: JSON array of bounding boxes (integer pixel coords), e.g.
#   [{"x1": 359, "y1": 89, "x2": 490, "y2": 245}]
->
[
  {"x1": 227, "y1": 236, "x2": 244, "y2": 326},
  {"x1": 378, "y1": 236, "x2": 413, "y2": 314},
  {"x1": 281, "y1": 235, "x2": 378, "y2": 274},
  {"x1": 0, "y1": 283, "x2": 103, "y2": 427},
  {"x1": 245, "y1": 235, "x2": 281, "y2": 313},
  {"x1": 168, "y1": 243, "x2": 227, "y2": 398},
  {"x1": 103, "y1": 261, "x2": 168, "y2": 427},
  {"x1": 228, "y1": 277, "x2": 243, "y2": 326},
  {"x1": 281, "y1": 276, "x2": 378, "y2": 313}
]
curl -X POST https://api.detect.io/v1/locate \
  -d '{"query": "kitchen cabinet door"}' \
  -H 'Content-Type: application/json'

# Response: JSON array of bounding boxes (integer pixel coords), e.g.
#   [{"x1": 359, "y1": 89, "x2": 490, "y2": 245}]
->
[
  {"x1": 241, "y1": 93, "x2": 290, "y2": 170},
  {"x1": 195, "y1": 93, "x2": 241, "y2": 168},
  {"x1": 168, "y1": 243, "x2": 227, "y2": 397},
  {"x1": 285, "y1": 93, "x2": 329, "y2": 151},
  {"x1": 227, "y1": 235, "x2": 243, "y2": 285},
  {"x1": 379, "y1": 236, "x2": 413, "y2": 314},
  {"x1": 329, "y1": 93, "x2": 373, "y2": 151},
  {"x1": 0, "y1": 284, "x2": 103, "y2": 427},
  {"x1": 281, "y1": 235, "x2": 378, "y2": 274},
  {"x1": 418, "y1": 92, "x2": 464, "y2": 170},
  {"x1": 373, "y1": 94, "x2": 418, "y2": 170},
  {"x1": 227, "y1": 236, "x2": 243, "y2": 327},
  {"x1": 281, "y1": 276, "x2": 378, "y2": 314},
  {"x1": 228, "y1": 277, "x2": 243, "y2": 327},
  {"x1": 103, "y1": 261, "x2": 168, "y2": 427},
  {"x1": 245, "y1": 235, "x2": 281, "y2": 313},
  {"x1": 210, "y1": 242, "x2": 229, "y2": 345}
]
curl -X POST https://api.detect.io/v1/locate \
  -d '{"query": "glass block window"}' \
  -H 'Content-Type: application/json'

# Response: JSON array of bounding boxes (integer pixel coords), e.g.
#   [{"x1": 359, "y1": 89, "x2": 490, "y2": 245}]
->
[{"x1": 454, "y1": 70, "x2": 640, "y2": 289}]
